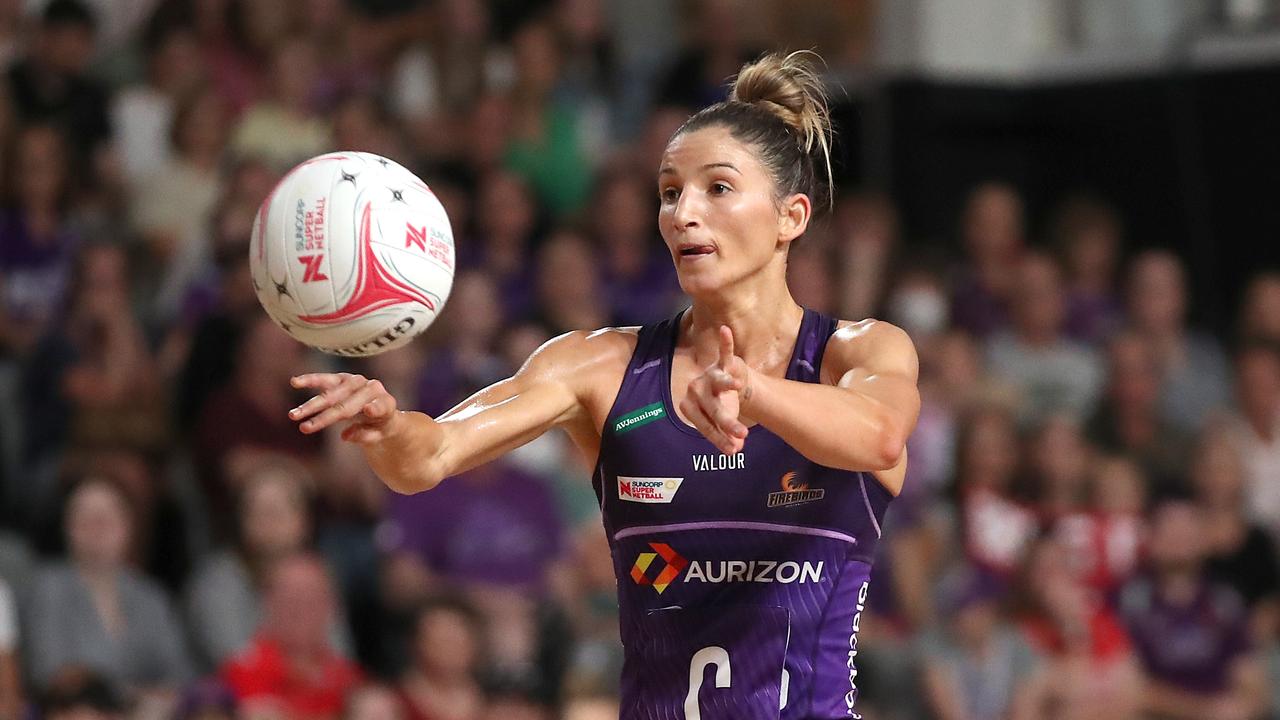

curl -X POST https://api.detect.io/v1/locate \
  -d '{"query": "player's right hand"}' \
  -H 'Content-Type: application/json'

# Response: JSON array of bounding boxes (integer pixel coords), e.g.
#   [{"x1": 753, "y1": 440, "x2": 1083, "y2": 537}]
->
[{"x1": 289, "y1": 373, "x2": 400, "y2": 444}]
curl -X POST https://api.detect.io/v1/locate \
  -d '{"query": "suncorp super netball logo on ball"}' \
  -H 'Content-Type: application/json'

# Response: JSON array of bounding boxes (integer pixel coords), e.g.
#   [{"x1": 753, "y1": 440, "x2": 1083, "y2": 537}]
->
[{"x1": 630, "y1": 542, "x2": 825, "y2": 594}]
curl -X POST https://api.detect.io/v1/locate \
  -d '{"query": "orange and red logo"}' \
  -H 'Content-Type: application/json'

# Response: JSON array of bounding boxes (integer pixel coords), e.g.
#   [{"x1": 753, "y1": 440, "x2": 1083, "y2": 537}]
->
[
  {"x1": 767, "y1": 471, "x2": 825, "y2": 508},
  {"x1": 629, "y1": 542, "x2": 688, "y2": 594}
]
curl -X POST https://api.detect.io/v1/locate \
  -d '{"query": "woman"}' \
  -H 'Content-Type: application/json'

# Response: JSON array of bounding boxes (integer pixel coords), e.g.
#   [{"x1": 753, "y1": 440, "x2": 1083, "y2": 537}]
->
[
  {"x1": 396, "y1": 597, "x2": 485, "y2": 720},
  {"x1": 27, "y1": 476, "x2": 191, "y2": 695},
  {"x1": 292, "y1": 52, "x2": 920, "y2": 719},
  {"x1": 185, "y1": 459, "x2": 319, "y2": 669}
]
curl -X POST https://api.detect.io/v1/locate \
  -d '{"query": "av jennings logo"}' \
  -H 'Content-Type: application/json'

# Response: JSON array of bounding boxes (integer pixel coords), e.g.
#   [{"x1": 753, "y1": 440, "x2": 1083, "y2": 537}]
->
[
  {"x1": 629, "y1": 541, "x2": 824, "y2": 595},
  {"x1": 767, "y1": 471, "x2": 826, "y2": 508},
  {"x1": 613, "y1": 402, "x2": 665, "y2": 434}
]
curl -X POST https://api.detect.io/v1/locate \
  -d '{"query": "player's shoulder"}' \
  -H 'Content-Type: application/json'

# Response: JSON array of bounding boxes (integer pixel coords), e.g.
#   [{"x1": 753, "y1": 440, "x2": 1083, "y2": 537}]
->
[
  {"x1": 826, "y1": 318, "x2": 918, "y2": 373},
  {"x1": 520, "y1": 326, "x2": 641, "y2": 379},
  {"x1": 830, "y1": 317, "x2": 913, "y2": 347}
]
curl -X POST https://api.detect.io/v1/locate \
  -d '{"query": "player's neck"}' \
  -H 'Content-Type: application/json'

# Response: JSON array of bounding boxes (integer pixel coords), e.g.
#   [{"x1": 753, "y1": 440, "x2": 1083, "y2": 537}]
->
[{"x1": 686, "y1": 290, "x2": 804, "y2": 370}]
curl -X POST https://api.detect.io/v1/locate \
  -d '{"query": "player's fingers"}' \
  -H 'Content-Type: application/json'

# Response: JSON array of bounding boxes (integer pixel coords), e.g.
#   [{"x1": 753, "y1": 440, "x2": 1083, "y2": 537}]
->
[
  {"x1": 717, "y1": 325, "x2": 735, "y2": 370},
  {"x1": 341, "y1": 423, "x2": 386, "y2": 444},
  {"x1": 708, "y1": 368, "x2": 744, "y2": 394},
  {"x1": 707, "y1": 398, "x2": 747, "y2": 439},
  {"x1": 361, "y1": 392, "x2": 397, "y2": 420},
  {"x1": 289, "y1": 374, "x2": 360, "y2": 422},
  {"x1": 684, "y1": 397, "x2": 740, "y2": 455},
  {"x1": 299, "y1": 379, "x2": 386, "y2": 433},
  {"x1": 290, "y1": 373, "x2": 344, "y2": 391},
  {"x1": 286, "y1": 376, "x2": 355, "y2": 420}
]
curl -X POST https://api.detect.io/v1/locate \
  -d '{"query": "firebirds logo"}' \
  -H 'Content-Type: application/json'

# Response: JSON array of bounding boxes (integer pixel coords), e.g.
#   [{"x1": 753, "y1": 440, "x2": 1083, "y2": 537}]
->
[
  {"x1": 767, "y1": 471, "x2": 826, "y2": 508},
  {"x1": 629, "y1": 541, "x2": 824, "y2": 594}
]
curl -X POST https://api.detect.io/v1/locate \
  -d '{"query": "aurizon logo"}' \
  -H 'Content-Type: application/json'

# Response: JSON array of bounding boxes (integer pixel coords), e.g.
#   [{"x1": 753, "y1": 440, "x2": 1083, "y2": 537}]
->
[
  {"x1": 630, "y1": 541, "x2": 825, "y2": 594},
  {"x1": 630, "y1": 542, "x2": 687, "y2": 594}
]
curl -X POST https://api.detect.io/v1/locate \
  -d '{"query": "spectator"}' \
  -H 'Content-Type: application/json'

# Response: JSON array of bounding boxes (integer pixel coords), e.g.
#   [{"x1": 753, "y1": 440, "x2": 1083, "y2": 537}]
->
[
  {"x1": 193, "y1": 316, "x2": 324, "y2": 535},
  {"x1": 949, "y1": 182, "x2": 1025, "y2": 339},
  {"x1": 656, "y1": 0, "x2": 758, "y2": 111},
  {"x1": 21, "y1": 243, "x2": 166, "y2": 470},
  {"x1": 396, "y1": 597, "x2": 485, "y2": 720},
  {"x1": 129, "y1": 87, "x2": 231, "y2": 327},
  {"x1": 221, "y1": 553, "x2": 362, "y2": 720},
  {"x1": 1050, "y1": 194, "x2": 1125, "y2": 345},
  {"x1": 27, "y1": 476, "x2": 191, "y2": 694},
  {"x1": 1221, "y1": 341, "x2": 1280, "y2": 543},
  {"x1": 173, "y1": 190, "x2": 266, "y2": 427},
  {"x1": 112, "y1": 21, "x2": 206, "y2": 182},
  {"x1": 1238, "y1": 271, "x2": 1280, "y2": 345},
  {"x1": 413, "y1": 270, "x2": 507, "y2": 417},
  {"x1": 956, "y1": 405, "x2": 1039, "y2": 580},
  {"x1": 1085, "y1": 331, "x2": 1191, "y2": 485},
  {"x1": 502, "y1": 17, "x2": 591, "y2": 217},
  {"x1": 379, "y1": 458, "x2": 567, "y2": 698},
  {"x1": 835, "y1": 192, "x2": 900, "y2": 323},
  {"x1": 1053, "y1": 455, "x2": 1146, "y2": 598},
  {"x1": 985, "y1": 251, "x2": 1104, "y2": 427},
  {"x1": 1026, "y1": 413, "x2": 1093, "y2": 520},
  {"x1": 0, "y1": 124, "x2": 80, "y2": 358},
  {"x1": 0, "y1": 577, "x2": 19, "y2": 720},
  {"x1": 463, "y1": 171, "x2": 541, "y2": 322},
  {"x1": 1018, "y1": 536, "x2": 1142, "y2": 719},
  {"x1": 6, "y1": 0, "x2": 111, "y2": 170},
  {"x1": 555, "y1": 522, "x2": 623, "y2": 697},
  {"x1": 230, "y1": 36, "x2": 332, "y2": 171},
  {"x1": 1119, "y1": 496, "x2": 1269, "y2": 720},
  {"x1": 918, "y1": 566, "x2": 1048, "y2": 720},
  {"x1": 534, "y1": 228, "x2": 608, "y2": 334},
  {"x1": 1125, "y1": 249, "x2": 1231, "y2": 434},
  {"x1": 589, "y1": 167, "x2": 680, "y2": 325},
  {"x1": 185, "y1": 460, "x2": 331, "y2": 669},
  {"x1": 1191, "y1": 430, "x2": 1280, "y2": 642}
]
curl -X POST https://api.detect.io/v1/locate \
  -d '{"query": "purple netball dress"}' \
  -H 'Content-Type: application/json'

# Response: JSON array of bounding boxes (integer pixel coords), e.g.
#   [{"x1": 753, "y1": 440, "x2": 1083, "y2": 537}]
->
[{"x1": 593, "y1": 308, "x2": 893, "y2": 720}]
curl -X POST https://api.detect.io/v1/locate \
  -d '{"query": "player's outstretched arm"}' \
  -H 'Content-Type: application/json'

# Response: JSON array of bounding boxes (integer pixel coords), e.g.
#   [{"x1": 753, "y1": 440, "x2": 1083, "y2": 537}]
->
[{"x1": 289, "y1": 330, "x2": 602, "y2": 494}]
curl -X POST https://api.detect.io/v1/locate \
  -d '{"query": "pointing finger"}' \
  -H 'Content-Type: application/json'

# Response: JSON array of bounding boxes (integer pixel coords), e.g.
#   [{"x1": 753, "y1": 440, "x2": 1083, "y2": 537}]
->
[{"x1": 717, "y1": 325, "x2": 735, "y2": 370}]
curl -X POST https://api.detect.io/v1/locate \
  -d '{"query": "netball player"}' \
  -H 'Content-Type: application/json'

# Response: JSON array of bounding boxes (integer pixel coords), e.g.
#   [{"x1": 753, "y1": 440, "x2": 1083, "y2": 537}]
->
[{"x1": 290, "y1": 51, "x2": 920, "y2": 719}]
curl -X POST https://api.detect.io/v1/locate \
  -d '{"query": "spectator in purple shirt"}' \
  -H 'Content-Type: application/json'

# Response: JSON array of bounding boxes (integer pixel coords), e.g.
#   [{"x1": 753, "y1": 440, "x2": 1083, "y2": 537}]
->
[
  {"x1": 590, "y1": 167, "x2": 682, "y2": 326},
  {"x1": 1050, "y1": 194, "x2": 1125, "y2": 345},
  {"x1": 380, "y1": 459, "x2": 564, "y2": 593},
  {"x1": 0, "y1": 124, "x2": 80, "y2": 357},
  {"x1": 949, "y1": 182, "x2": 1026, "y2": 340},
  {"x1": 1118, "y1": 495, "x2": 1269, "y2": 720}
]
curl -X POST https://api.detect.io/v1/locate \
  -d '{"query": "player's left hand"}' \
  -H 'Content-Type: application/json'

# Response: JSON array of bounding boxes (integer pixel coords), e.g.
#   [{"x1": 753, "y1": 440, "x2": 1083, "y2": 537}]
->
[{"x1": 681, "y1": 325, "x2": 752, "y2": 455}]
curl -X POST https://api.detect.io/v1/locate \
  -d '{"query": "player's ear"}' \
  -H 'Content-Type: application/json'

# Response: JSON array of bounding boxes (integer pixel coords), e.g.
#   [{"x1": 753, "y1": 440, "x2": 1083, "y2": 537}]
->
[{"x1": 777, "y1": 193, "x2": 811, "y2": 244}]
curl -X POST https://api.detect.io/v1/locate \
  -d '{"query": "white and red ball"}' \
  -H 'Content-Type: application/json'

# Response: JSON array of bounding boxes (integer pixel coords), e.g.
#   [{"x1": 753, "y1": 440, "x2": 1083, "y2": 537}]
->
[{"x1": 249, "y1": 151, "x2": 454, "y2": 357}]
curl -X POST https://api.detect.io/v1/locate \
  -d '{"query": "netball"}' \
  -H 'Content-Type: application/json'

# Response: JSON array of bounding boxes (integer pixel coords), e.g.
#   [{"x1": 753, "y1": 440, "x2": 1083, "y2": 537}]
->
[{"x1": 249, "y1": 151, "x2": 455, "y2": 357}]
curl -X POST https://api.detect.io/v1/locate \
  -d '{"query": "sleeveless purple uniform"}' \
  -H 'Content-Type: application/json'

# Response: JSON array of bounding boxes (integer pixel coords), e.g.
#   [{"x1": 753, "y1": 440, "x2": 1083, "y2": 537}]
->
[{"x1": 593, "y1": 308, "x2": 893, "y2": 720}]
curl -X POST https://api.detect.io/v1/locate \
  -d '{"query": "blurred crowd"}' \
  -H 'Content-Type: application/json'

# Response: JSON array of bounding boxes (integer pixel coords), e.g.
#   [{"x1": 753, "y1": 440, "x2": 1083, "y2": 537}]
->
[{"x1": 0, "y1": 1, "x2": 1276, "y2": 720}]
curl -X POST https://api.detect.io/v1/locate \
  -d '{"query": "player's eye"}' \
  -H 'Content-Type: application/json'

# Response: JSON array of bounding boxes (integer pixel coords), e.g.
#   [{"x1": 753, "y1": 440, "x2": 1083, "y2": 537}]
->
[
  {"x1": 660, "y1": 187, "x2": 680, "y2": 203},
  {"x1": 710, "y1": 183, "x2": 731, "y2": 195}
]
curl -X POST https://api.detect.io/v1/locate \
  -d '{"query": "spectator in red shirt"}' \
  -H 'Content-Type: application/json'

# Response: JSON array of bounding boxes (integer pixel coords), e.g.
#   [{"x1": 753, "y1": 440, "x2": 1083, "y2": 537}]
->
[
  {"x1": 1017, "y1": 536, "x2": 1143, "y2": 719},
  {"x1": 221, "y1": 553, "x2": 361, "y2": 720}
]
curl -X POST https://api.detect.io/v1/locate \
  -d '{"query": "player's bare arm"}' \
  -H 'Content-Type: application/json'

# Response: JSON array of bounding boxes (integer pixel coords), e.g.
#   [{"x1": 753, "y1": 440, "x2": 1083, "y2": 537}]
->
[
  {"x1": 289, "y1": 327, "x2": 635, "y2": 494},
  {"x1": 683, "y1": 318, "x2": 920, "y2": 493}
]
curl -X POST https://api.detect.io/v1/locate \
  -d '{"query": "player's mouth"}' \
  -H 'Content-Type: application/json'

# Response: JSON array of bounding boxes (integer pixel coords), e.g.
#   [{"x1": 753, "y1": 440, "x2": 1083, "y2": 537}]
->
[{"x1": 678, "y1": 243, "x2": 716, "y2": 260}]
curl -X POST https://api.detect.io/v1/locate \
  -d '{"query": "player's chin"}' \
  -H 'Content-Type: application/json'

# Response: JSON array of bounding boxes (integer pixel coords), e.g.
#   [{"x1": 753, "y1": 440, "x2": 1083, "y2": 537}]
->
[{"x1": 674, "y1": 266, "x2": 725, "y2": 296}]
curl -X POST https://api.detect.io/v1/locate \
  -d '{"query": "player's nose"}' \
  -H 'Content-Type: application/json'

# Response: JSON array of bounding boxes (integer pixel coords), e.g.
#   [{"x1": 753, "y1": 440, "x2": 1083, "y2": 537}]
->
[{"x1": 672, "y1": 191, "x2": 703, "y2": 230}]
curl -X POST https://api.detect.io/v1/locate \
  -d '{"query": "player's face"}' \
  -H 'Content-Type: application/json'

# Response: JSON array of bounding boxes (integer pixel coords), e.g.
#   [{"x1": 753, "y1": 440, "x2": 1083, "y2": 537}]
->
[{"x1": 657, "y1": 126, "x2": 789, "y2": 296}]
